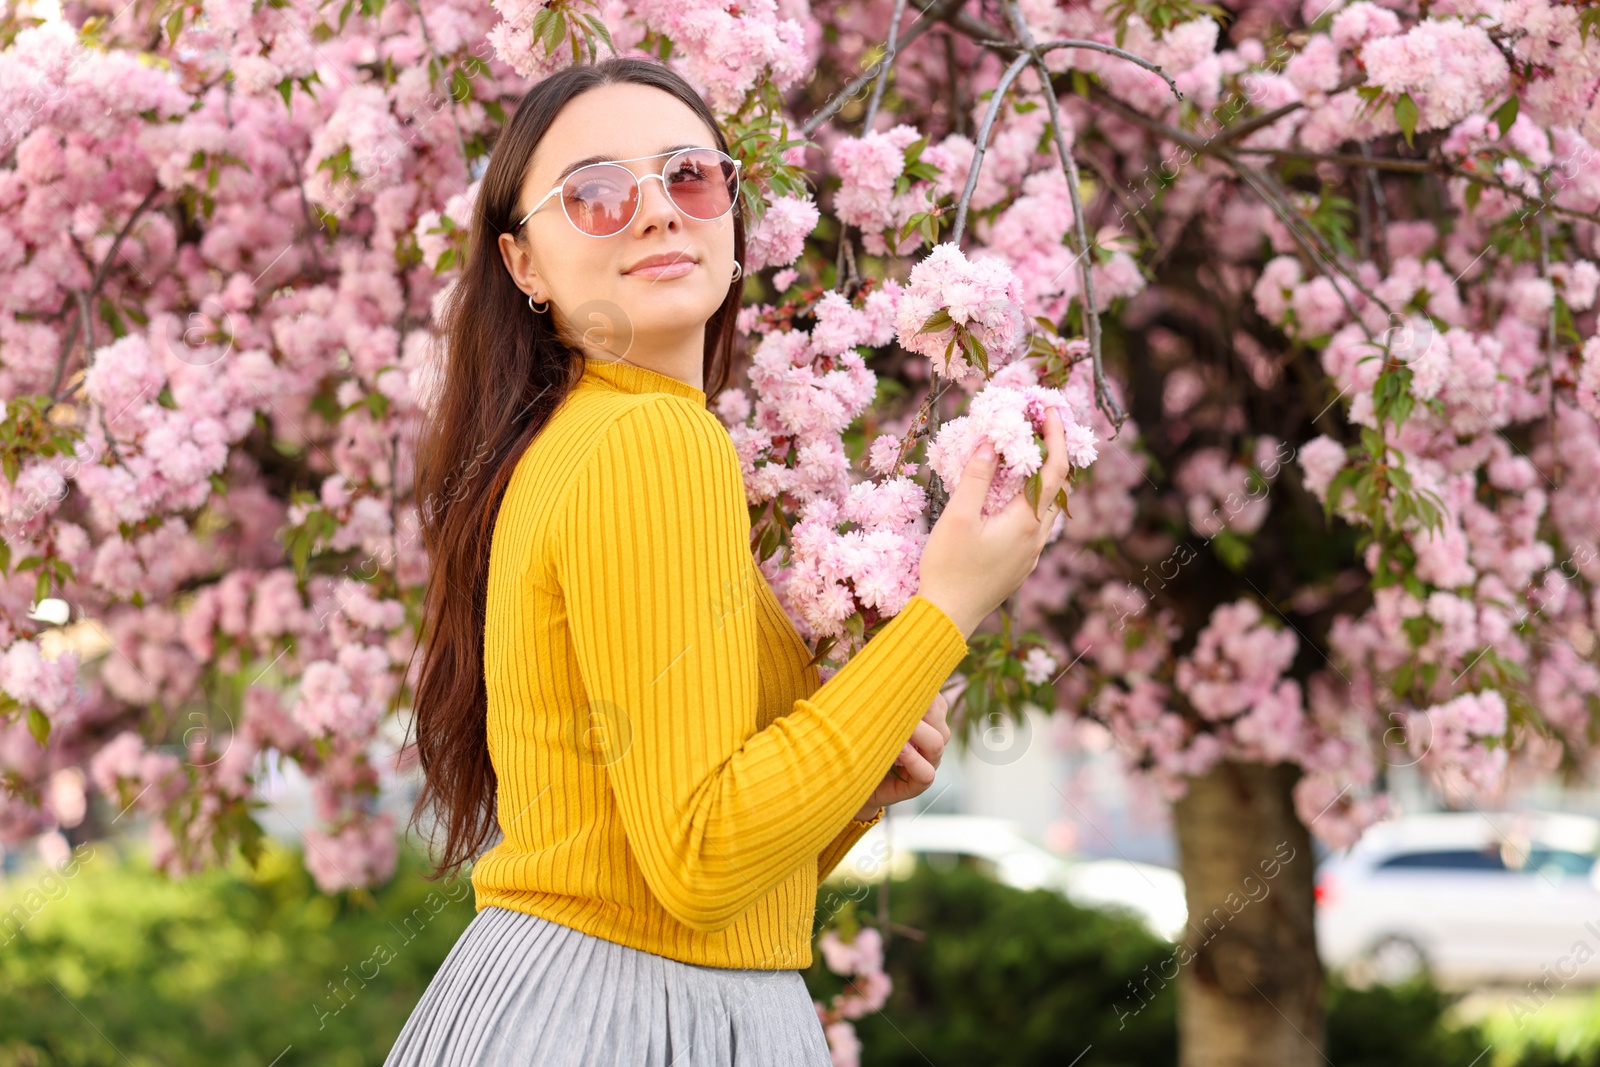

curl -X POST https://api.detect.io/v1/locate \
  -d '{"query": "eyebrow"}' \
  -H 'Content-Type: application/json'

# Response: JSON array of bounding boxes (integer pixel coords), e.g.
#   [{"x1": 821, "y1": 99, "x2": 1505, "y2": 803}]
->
[{"x1": 553, "y1": 144, "x2": 708, "y2": 183}]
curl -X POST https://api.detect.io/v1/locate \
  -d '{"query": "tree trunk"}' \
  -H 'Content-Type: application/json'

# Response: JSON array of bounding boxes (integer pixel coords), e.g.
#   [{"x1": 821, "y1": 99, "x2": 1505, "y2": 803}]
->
[{"x1": 1172, "y1": 760, "x2": 1323, "y2": 1067}]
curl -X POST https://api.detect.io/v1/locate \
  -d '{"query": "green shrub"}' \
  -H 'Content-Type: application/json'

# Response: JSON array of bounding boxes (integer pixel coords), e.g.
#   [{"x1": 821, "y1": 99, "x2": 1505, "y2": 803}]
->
[
  {"x1": 0, "y1": 839, "x2": 474, "y2": 1067},
  {"x1": 1323, "y1": 978, "x2": 1493, "y2": 1067},
  {"x1": 804, "y1": 860, "x2": 1179, "y2": 1067}
]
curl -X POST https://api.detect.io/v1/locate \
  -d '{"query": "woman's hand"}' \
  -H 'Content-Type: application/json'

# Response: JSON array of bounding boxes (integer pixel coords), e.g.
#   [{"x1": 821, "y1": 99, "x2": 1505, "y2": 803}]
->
[
  {"x1": 853, "y1": 693, "x2": 952, "y2": 822},
  {"x1": 914, "y1": 409, "x2": 1072, "y2": 640}
]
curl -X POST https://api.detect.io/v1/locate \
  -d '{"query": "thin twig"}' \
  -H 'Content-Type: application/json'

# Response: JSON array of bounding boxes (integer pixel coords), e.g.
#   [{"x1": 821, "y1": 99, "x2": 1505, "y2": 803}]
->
[
  {"x1": 1003, "y1": 1, "x2": 1127, "y2": 430},
  {"x1": 1224, "y1": 151, "x2": 1381, "y2": 341},
  {"x1": 1204, "y1": 73, "x2": 1363, "y2": 147},
  {"x1": 405, "y1": 0, "x2": 471, "y2": 171},
  {"x1": 49, "y1": 185, "x2": 162, "y2": 402},
  {"x1": 1540, "y1": 212, "x2": 1561, "y2": 485},
  {"x1": 1361, "y1": 141, "x2": 1390, "y2": 273},
  {"x1": 1231, "y1": 147, "x2": 1432, "y2": 173},
  {"x1": 969, "y1": 35, "x2": 1184, "y2": 102},
  {"x1": 800, "y1": 0, "x2": 958, "y2": 137},
  {"x1": 862, "y1": 0, "x2": 910, "y2": 133},
  {"x1": 950, "y1": 51, "x2": 1033, "y2": 245}
]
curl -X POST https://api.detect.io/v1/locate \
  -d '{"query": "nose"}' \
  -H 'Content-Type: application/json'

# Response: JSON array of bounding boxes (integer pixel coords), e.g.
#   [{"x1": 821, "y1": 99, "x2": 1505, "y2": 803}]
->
[{"x1": 629, "y1": 172, "x2": 683, "y2": 236}]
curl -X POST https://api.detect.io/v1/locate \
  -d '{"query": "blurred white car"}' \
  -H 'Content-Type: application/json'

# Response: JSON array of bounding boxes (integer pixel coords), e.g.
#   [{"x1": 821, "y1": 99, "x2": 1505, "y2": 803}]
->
[
  {"x1": 1315, "y1": 811, "x2": 1600, "y2": 986},
  {"x1": 825, "y1": 814, "x2": 1187, "y2": 942}
]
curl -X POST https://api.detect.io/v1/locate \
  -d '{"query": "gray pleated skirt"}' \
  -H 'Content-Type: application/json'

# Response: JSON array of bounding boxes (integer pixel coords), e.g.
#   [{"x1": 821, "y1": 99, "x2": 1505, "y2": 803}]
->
[{"x1": 382, "y1": 905, "x2": 834, "y2": 1066}]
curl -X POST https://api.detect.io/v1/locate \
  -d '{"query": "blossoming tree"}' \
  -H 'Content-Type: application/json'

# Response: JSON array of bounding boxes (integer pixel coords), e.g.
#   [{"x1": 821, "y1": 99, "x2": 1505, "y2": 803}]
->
[{"x1": 2, "y1": 0, "x2": 1598, "y2": 1063}]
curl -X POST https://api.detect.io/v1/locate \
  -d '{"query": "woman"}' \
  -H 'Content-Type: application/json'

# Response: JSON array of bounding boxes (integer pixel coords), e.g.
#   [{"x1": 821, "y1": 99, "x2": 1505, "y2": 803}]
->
[{"x1": 389, "y1": 56, "x2": 1071, "y2": 1066}]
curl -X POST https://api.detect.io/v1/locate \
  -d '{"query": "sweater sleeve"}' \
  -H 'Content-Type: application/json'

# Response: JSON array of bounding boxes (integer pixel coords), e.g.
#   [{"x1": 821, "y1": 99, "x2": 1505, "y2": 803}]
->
[
  {"x1": 818, "y1": 806, "x2": 883, "y2": 884},
  {"x1": 553, "y1": 397, "x2": 970, "y2": 933}
]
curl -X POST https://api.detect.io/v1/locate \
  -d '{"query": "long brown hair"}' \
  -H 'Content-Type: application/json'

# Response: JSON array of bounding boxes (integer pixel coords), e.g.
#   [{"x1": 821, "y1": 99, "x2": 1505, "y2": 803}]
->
[{"x1": 404, "y1": 57, "x2": 748, "y2": 882}]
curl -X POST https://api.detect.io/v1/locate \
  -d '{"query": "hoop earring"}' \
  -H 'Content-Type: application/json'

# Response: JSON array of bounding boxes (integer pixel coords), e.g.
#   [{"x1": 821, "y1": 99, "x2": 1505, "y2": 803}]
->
[
  {"x1": 731, "y1": 261, "x2": 742, "y2": 282},
  {"x1": 528, "y1": 293, "x2": 549, "y2": 314}
]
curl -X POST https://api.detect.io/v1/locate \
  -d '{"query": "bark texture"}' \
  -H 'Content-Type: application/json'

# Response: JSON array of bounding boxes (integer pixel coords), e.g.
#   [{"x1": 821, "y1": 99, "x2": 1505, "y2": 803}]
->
[{"x1": 1173, "y1": 760, "x2": 1323, "y2": 1067}]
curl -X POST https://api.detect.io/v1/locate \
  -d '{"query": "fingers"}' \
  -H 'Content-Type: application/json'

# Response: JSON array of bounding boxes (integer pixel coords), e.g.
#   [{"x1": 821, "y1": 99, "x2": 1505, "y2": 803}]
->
[
  {"x1": 923, "y1": 692, "x2": 951, "y2": 742},
  {"x1": 1037, "y1": 409, "x2": 1070, "y2": 517},
  {"x1": 945, "y1": 440, "x2": 1000, "y2": 520},
  {"x1": 906, "y1": 720, "x2": 945, "y2": 768},
  {"x1": 894, "y1": 738, "x2": 938, "y2": 786}
]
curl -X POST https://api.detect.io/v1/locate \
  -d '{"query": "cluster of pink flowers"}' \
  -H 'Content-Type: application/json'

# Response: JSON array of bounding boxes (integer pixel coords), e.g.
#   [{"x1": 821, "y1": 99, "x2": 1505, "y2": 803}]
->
[
  {"x1": 1175, "y1": 600, "x2": 1305, "y2": 764},
  {"x1": 486, "y1": 0, "x2": 811, "y2": 111},
  {"x1": 815, "y1": 924, "x2": 892, "y2": 1067},
  {"x1": 1359, "y1": 19, "x2": 1510, "y2": 134},
  {"x1": 892, "y1": 243, "x2": 1031, "y2": 380},
  {"x1": 1173, "y1": 442, "x2": 1282, "y2": 540},
  {"x1": 1252, "y1": 255, "x2": 1352, "y2": 341},
  {"x1": 745, "y1": 193, "x2": 821, "y2": 273},
  {"x1": 728, "y1": 276, "x2": 1102, "y2": 645},
  {"x1": 0, "y1": 640, "x2": 79, "y2": 717},
  {"x1": 1408, "y1": 690, "x2": 1510, "y2": 799},
  {"x1": 925, "y1": 378, "x2": 1099, "y2": 518},
  {"x1": 783, "y1": 478, "x2": 929, "y2": 640},
  {"x1": 303, "y1": 809, "x2": 400, "y2": 894}
]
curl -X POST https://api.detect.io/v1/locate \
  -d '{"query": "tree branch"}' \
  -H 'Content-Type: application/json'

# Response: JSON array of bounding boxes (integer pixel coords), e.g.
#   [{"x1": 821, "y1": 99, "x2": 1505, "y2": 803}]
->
[
  {"x1": 862, "y1": 0, "x2": 910, "y2": 133},
  {"x1": 50, "y1": 185, "x2": 163, "y2": 403},
  {"x1": 801, "y1": 0, "x2": 961, "y2": 138},
  {"x1": 1004, "y1": 1, "x2": 1139, "y2": 430},
  {"x1": 404, "y1": 0, "x2": 470, "y2": 172},
  {"x1": 949, "y1": 50, "x2": 1033, "y2": 245},
  {"x1": 1204, "y1": 73, "x2": 1364, "y2": 147},
  {"x1": 969, "y1": 34, "x2": 1184, "y2": 101}
]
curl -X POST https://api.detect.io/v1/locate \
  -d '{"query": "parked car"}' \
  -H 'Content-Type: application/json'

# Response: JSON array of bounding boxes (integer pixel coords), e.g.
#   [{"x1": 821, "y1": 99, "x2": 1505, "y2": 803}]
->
[
  {"x1": 1315, "y1": 810, "x2": 1600, "y2": 987},
  {"x1": 824, "y1": 813, "x2": 1188, "y2": 942}
]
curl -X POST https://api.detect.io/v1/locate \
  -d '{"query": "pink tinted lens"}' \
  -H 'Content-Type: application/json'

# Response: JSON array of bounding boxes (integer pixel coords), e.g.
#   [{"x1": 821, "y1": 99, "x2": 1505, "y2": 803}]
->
[
  {"x1": 663, "y1": 149, "x2": 738, "y2": 220},
  {"x1": 563, "y1": 164, "x2": 639, "y2": 236}
]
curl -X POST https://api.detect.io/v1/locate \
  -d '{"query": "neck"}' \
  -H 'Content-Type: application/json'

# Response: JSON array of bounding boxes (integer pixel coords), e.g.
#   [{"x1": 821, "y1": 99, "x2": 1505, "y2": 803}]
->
[{"x1": 580, "y1": 326, "x2": 707, "y2": 395}]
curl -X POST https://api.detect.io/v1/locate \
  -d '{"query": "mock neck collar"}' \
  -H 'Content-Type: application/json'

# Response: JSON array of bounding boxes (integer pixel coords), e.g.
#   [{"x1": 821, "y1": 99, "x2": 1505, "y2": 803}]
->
[{"x1": 580, "y1": 356, "x2": 706, "y2": 406}]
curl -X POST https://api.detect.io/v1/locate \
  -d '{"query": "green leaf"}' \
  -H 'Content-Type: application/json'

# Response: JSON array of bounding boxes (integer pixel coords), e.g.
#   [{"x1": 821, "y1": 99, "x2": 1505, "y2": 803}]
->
[
  {"x1": 1023, "y1": 469, "x2": 1042, "y2": 513},
  {"x1": 542, "y1": 9, "x2": 566, "y2": 53},
  {"x1": 1395, "y1": 92, "x2": 1419, "y2": 148},
  {"x1": 919, "y1": 308, "x2": 954, "y2": 334},
  {"x1": 961, "y1": 330, "x2": 991, "y2": 376},
  {"x1": 1211, "y1": 529, "x2": 1252, "y2": 571},
  {"x1": 581, "y1": 13, "x2": 616, "y2": 54},
  {"x1": 756, "y1": 521, "x2": 780, "y2": 562},
  {"x1": 1492, "y1": 95, "x2": 1519, "y2": 139},
  {"x1": 806, "y1": 633, "x2": 839, "y2": 668},
  {"x1": 27, "y1": 707, "x2": 49, "y2": 745}
]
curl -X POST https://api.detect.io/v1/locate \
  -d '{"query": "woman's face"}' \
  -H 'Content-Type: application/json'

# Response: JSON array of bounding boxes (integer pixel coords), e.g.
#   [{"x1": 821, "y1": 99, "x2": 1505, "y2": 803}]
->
[{"x1": 498, "y1": 83, "x2": 737, "y2": 362}]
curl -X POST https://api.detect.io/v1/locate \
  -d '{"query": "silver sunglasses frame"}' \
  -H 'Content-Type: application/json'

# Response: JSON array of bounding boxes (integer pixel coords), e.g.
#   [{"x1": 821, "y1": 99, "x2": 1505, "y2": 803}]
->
[{"x1": 514, "y1": 147, "x2": 743, "y2": 237}]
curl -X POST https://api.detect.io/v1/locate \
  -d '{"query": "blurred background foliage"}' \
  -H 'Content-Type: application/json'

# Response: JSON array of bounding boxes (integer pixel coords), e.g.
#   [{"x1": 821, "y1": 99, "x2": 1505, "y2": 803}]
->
[{"x1": 0, "y1": 843, "x2": 1595, "y2": 1066}]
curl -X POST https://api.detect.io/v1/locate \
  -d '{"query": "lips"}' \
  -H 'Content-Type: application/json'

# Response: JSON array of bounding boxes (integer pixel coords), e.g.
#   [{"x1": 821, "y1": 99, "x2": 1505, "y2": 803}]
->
[{"x1": 624, "y1": 250, "x2": 698, "y2": 275}]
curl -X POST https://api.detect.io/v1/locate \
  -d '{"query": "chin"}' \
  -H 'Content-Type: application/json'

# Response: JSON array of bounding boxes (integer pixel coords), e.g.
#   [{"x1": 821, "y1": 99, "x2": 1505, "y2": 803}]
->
[{"x1": 624, "y1": 290, "x2": 725, "y2": 330}]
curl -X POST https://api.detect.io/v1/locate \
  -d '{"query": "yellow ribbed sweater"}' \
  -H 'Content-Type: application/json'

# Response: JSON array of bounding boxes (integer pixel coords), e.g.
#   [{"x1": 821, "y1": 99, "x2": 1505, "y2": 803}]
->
[{"x1": 471, "y1": 355, "x2": 971, "y2": 970}]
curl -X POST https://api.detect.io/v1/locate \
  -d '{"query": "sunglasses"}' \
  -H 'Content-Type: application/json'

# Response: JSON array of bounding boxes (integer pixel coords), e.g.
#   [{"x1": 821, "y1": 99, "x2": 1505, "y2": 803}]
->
[{"x1": 513, "y1": 147, "x2": 743, "y2": 238}]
